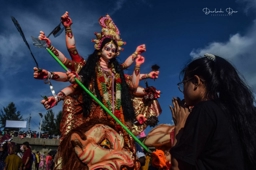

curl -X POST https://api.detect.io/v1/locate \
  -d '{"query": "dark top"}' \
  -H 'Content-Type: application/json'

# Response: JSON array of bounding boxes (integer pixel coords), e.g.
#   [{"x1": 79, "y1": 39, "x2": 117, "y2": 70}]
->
[
  {"x1": 171, "y1": 100, "x2": 245, "y2": 170},
  {"x1": 22, "y1": 147, "x2": 32, "y2": 169}
]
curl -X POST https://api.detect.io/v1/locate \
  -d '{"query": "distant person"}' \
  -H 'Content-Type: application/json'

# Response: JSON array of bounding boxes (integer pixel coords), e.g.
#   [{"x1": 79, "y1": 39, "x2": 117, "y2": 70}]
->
[
  {"x1": 45, "y1": 153, "x2": 52, "y2": 170},
  {"x1": 170, "y1": 54, "x2": 256, "y2": 170},
  {"x1": 21, "y1": 142, "x2": 32, "y2": 170},
  {"x1": 0, "y1": 143, "x2": 8, "y2": 170},
  {"x1": 35, "y1": 151, "x2": 40, "y2": 170},
  {"x1": 39, "y1": 152, "x2": 46, "y2": 170},
  {"x1": 16, "y1": 144, "x2": 23, "y2": 159},
  {"x1": 31, "y1": 152, "x2": 36, "y2": 170},
  {"x1": 4, "y1": 144, "x2": 22, "y2": 170}
]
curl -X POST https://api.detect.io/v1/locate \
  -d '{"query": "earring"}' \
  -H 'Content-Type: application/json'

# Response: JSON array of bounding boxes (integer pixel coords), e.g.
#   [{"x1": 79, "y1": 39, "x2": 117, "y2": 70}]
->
[{"x1": 98, "y1": 52, "x2": 101, "y2": 56}]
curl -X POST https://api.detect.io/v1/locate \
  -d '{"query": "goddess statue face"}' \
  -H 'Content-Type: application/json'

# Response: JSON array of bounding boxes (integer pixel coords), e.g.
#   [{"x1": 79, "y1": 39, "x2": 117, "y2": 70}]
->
[
  {"x1": 71, "y1": 124, "x2": 134, "y2": 169},
  {"x1": 101, "y1": 41, "x2": 117, "y2": 61}
]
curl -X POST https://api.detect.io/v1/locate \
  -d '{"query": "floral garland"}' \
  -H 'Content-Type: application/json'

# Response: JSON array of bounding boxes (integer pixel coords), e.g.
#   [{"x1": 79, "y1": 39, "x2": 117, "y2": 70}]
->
[{"x1": 97, "y1": 63, "x2": 122, "y2": 119}]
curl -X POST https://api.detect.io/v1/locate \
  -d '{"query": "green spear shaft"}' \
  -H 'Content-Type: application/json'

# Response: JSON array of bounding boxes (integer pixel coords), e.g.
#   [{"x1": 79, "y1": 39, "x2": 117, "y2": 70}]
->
[{"x1": 46, "y1": 48, "x2": 151, "y2": 153}]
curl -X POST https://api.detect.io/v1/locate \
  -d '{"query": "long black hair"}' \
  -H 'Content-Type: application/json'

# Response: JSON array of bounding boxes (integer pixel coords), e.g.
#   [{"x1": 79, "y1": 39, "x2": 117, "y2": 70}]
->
[
  {"x1": 181, "y1": 55, "x2": 256, "y2": 169},
  {"x1": 79, "y1": 38, "x2": 135, "y2": 122}
]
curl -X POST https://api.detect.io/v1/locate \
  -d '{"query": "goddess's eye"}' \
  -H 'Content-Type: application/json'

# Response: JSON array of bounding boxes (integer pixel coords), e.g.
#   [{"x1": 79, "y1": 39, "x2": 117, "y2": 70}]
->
[
  {"x1": 104, "y1": 47, "x2": 110, "y2": 51},
  {"x1": 99, "y1": 138, "x2": 112, "y2": 149}
]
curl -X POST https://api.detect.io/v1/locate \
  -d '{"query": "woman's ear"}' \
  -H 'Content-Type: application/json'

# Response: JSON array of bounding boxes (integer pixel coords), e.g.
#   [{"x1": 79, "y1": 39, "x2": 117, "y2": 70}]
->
[
  {"x1": 193, "y1": 75, "x2": 203, "y2": 85},
  {"x1": 192, "y1": 75, "x2": 202, "y2": 90}
]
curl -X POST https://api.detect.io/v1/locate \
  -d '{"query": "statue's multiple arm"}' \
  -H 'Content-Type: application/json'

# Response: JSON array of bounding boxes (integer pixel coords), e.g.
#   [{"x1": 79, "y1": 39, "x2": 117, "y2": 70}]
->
[
  {"x1": 140, "y1": 70, "x2": 159, "y2": 80},
  {"x1": 33, "y1": 67, "x2": 69, "y2": 82},
  {"x1": 61, "y1": 11, "x2": 84, "y2": 63},
  {"x1": 121, "y1": 44, "x2": 146, "y2": 69},
  {"x1": 35, "y1": 12, "x2": 160, "y2": 111},
  {"x1": 41, "y1": 85, "x2": 75, "y2": 109}
]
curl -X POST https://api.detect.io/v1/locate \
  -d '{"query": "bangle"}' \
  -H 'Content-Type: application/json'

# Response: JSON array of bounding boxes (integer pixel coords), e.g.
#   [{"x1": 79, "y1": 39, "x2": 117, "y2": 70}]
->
[
  {"x1": 48, "y1": 45, "x2": 54, "y2": 51},
  {"x1": 121, "y1": 63, "x2": 128, "y2": 69},
  {"x1": 65, "y1": 27, "x2": 72, "y2": 33},
  {"x1": 56, "y1": 91, "x2": 66, "y2": 102},
  {"x1": 49, "y1": 72, "x2": 60, "y2": 80},
  {"x1": 47, "y1": 71, "x2": 51, "y2": 79},
  {"x1": 48, "y1": 45, "x2": 59, "y2": 56},
  {"x1": 50, "y1": 72, "x2": 53, "y2": 79},
  {"x1": 134, "y1": 65, "x2": 140, "y2": 76},
  {"x1": 132, "y1": 52, "x2": 138, "y2": 60},
  {"x1": 65, "y1": 27, "x2": 73, "y2": 38},
  {"x1": 68, "y1": 47, "x2": 78, "y2": 55},
  {"x1": 134, "y1": 65, "x2": 140, "y2": 71}
]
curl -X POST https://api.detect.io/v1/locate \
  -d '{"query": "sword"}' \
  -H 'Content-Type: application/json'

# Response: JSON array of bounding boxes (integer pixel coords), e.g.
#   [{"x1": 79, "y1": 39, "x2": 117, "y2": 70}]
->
[{"x1": 11, "y1": 16, "x2": 41, "y2": 71}]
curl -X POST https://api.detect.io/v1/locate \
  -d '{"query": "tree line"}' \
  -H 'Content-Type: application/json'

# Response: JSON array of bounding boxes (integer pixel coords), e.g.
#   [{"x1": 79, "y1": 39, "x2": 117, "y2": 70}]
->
[{"x1": 0, "y1": 102, "x2": 62, "y2": 136}]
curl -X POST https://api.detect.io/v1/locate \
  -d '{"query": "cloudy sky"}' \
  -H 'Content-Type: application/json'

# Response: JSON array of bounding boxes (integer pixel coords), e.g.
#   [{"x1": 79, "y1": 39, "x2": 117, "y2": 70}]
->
[{"x1": 0, "y1": 0, "x2": 256, "y2": 132}]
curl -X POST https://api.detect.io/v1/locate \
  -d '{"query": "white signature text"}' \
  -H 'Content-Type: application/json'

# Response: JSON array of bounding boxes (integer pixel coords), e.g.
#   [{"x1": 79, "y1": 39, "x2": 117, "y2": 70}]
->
[{"x1": 202, "y1": 7, "x2": 238, "y2": 16}]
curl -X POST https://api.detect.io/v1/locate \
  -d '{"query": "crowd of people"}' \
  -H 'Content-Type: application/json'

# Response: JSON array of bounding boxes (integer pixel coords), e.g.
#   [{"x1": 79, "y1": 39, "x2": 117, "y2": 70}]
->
[
  {"x1": 0, "y1": 131, "x2": 59, "y2": 140},
  {"x1": 0, "y1": 141, "x2": 56, "y2": 170}
]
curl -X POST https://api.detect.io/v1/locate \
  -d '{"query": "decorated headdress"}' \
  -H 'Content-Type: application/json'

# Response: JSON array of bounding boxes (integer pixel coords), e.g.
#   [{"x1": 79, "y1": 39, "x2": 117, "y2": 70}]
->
[{"x1": 92, "y1": 15, "x2": 126, "y2": 56}]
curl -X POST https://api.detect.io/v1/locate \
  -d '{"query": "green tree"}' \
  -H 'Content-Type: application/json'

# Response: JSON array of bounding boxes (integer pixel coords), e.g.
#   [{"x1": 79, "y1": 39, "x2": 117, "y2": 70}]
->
[
  {"x1": 41, "y1": 110, "x2": 62, "y2": 136},
  {"x1": 0, "y1": 102, "x2": 23, "y2": 131}
]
